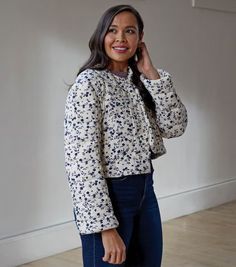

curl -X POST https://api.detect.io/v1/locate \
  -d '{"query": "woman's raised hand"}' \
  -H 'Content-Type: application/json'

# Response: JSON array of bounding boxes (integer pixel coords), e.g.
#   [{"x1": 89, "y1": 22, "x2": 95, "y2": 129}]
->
[{"x1": 136, "y1": 42, "x2": 160, "y2": 80}]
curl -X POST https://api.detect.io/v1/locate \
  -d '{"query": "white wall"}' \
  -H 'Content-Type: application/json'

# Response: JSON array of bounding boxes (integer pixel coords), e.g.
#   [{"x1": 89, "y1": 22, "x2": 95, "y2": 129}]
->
[{"x1": 0, "y1": 0, "x2": 235, "y2": 266}]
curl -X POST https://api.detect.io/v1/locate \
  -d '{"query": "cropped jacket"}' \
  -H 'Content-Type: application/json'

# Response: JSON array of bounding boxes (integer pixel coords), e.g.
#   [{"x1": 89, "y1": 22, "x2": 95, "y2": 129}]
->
[{"x1": 64, "y1": 67, "x2": 187, "y2": 234}]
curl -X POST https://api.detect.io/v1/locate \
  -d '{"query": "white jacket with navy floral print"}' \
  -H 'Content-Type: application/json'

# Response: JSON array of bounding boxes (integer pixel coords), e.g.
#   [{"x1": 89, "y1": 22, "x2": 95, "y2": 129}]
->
[{"x1": 64, "y1": 67, "x2": 187, "y2": 234}]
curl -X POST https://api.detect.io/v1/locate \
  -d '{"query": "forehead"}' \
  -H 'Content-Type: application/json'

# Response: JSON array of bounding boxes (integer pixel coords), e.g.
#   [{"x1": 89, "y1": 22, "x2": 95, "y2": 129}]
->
[{"x1": 110, "y1": 11, "x2": 138, "y2": 27}]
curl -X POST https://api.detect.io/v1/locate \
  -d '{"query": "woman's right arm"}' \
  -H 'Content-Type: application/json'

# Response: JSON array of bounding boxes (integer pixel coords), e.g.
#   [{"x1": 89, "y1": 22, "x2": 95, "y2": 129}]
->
[{"x1": 64, "y1": 75, "x2": 119, "y2": 234}]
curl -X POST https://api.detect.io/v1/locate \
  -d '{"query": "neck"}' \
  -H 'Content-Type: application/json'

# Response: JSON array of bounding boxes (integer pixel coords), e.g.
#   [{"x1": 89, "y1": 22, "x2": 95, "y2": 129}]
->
[{"x1": 108, "y1": 61, "x2": 128, "y2": 72}]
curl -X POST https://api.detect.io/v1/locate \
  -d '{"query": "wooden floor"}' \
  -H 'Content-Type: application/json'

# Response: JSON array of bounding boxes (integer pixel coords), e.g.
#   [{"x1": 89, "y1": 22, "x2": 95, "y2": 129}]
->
[{"x1": 20, "y1": 200, "x2": 236, "y2": 267}]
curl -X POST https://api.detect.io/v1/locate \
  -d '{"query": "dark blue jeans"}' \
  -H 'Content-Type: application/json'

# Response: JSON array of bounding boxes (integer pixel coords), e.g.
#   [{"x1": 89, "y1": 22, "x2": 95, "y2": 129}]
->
[{"x1": 80, "y1": 167, "x2": 163, "y2": 266}]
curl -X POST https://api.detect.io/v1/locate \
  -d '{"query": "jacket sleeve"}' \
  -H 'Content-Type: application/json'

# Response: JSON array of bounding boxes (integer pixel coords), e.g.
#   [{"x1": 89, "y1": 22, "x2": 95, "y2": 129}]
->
[
  {"x1": 64, "y1": 77, "x2": 119, "y2": 234},
  {"x1": 140, "y1": 69, "x2": 188, "y2": 139}
]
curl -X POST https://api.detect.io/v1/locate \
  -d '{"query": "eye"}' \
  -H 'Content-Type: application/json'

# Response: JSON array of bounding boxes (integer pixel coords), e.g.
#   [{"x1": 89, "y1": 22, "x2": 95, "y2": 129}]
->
[
  {"x1": 126, "y1": 28, "x2": 136, "y2": 34},
  {"x1": 108, "y1": 28, "x2": 116, "y2": 33}
]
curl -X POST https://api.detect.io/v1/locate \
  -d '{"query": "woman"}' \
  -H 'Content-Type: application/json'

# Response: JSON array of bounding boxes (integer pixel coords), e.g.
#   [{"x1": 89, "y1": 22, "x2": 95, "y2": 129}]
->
[{"x1": 64, "y1": 4, "x2": 187, "y2": 267}]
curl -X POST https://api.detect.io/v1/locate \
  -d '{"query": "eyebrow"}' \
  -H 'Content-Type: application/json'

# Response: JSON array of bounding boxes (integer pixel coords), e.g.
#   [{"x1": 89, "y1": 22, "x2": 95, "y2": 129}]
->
[{"x1": 109, "y1": 25, "x2": 138, "y2": 29}]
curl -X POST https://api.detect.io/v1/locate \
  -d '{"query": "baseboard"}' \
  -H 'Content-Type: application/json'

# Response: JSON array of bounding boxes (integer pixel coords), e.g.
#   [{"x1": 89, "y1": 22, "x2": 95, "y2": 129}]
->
[
  {"x1": 158, "y1": 178, "x2": 236, "y2": 222},
  {"x1": 0, "y1": 222, "x2": 81, "y2": 267},
  {"x1": 1, "y1": 178, "x2": 236, "y2": 267}
]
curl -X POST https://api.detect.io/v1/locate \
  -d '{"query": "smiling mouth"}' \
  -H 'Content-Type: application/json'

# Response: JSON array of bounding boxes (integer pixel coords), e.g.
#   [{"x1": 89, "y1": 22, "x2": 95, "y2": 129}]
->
[{"x1": 112, "y1": 46, "x2": 129, "y2": 52}]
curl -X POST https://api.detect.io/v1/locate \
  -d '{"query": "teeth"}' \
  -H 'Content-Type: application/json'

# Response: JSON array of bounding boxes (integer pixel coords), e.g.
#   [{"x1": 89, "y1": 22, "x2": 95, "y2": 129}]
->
[{"x1": 113, "y1": 47, "x2": 128, "y2": 51}]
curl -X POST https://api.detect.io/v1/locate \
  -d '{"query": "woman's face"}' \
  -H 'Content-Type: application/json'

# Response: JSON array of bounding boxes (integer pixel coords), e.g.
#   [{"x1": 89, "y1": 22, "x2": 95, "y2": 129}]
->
[{"x1": 104, "y1": 11, "x2": 142, "y2": 71}]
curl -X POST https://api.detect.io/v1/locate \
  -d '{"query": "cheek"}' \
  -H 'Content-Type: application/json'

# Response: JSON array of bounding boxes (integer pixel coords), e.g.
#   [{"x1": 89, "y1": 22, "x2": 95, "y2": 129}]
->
[
  {"x1": 104, "y1": 35, "x2": 113, "y2": 47},
  {"x1": 129, "y1": 36, "x2": 139, "y2": 47},
  {"x1": 130, "y1": 41, "x2": 139, "y2": 52}
]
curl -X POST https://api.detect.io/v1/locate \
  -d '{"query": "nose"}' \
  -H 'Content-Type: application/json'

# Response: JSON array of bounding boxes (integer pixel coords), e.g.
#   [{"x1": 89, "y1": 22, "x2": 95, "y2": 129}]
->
[{"x1": 115, "y1": 31, "x2": 126, "y2": 43}]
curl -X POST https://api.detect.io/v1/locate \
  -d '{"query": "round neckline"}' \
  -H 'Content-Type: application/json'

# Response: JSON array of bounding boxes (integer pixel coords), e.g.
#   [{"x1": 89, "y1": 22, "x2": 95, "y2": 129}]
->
[
  {"x1": 111, "y1": 71, "x2": 128, "y2": 79},
  {"x1": 105, "y1": 67, "x2": 132, "y2": 81}
]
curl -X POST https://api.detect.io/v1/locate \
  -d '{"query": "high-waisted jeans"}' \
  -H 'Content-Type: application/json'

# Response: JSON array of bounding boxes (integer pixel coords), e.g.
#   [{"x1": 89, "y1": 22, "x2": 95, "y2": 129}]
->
[{"x1": 79, "y1": 166, "x2": 163, "y2": 267}]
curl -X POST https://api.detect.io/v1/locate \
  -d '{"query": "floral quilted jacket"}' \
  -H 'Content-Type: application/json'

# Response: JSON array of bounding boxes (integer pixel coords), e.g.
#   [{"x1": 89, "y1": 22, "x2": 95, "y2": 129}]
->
[{"x1": 64, "y1": 67, "x2": 187, "y2": 234}]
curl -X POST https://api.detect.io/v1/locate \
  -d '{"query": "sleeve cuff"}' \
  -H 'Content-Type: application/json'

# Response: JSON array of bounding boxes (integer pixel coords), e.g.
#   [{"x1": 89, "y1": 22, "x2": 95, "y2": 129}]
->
[
  {"x1": 71, "y1": 177, "x2": 120, "y2": 235},
  {"x1": 140, "y1": 68, "x2": 174, "y2": 94}
]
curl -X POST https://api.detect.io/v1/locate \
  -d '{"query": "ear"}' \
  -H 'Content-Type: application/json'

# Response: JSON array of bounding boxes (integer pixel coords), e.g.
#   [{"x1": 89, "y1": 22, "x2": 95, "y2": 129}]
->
[{"x1": 139, "y1": 31, "x2": 144, "y2": 43}]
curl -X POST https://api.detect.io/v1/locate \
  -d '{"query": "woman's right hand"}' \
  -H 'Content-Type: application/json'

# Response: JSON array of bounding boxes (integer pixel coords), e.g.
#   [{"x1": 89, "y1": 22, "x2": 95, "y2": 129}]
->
[{"x1": 101, "y1": 228, "x2": 126, "y2": 264}]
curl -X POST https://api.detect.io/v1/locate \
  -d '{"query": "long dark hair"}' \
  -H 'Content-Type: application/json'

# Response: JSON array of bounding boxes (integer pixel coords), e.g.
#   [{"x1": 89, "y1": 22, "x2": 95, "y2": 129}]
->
[{"x1": 78, "y1": 4, "x2": 156, "y2": 113}]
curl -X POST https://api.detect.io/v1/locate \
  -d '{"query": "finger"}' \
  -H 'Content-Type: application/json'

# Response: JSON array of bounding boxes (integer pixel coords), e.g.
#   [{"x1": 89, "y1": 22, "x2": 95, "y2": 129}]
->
[
  {"x1": 109, "y1": 252, "x2": 117, "y2": 264},
  {"x1": 139, "y1": 41, "x2": 145, "y2": 46},
  {"x1": 114, "y1": 247, "x2": 126, "y2": 264},
  {"x1": 113, "y1": 250, "x2": 122, "y2": 264},
  {"x1": 121, "y1": 250, "x2": 126, "y2": 263},
  {"x1": 140, "y1": 41, "x2": 146, "y2": 49},
  {"x1": 102, "y1": 251, "x2": 110, "y2": 262}
]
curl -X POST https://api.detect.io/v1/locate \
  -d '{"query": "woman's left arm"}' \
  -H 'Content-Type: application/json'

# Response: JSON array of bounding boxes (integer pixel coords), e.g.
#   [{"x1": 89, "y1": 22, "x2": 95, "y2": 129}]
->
[{"x1": 137, "y1": 42, "x2": 188, "y2": 139}]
